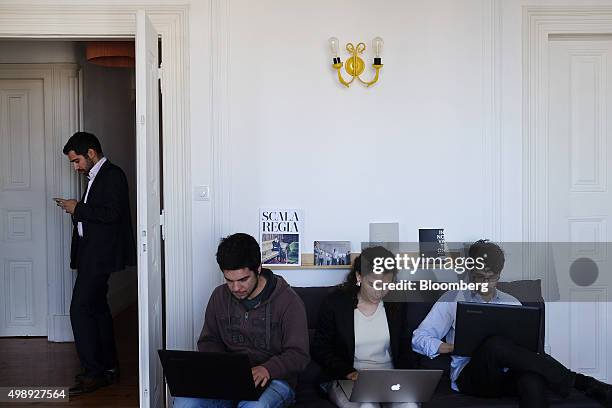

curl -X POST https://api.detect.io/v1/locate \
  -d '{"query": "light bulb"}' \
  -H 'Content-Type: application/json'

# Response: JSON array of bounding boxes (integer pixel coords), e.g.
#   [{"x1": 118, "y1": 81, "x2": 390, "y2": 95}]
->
[
  {"x1": 328, "y1": 37, "x2": 339, "y2": 58},
  {"x1": 372, "y1": 37, "x2": 384, "y2": 58}
]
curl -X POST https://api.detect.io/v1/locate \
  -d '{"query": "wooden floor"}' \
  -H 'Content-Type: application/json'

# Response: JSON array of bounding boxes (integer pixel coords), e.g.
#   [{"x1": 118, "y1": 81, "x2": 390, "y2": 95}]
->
[{"x1": 0, "y1": 304, "x2": 139, "y2": 407}]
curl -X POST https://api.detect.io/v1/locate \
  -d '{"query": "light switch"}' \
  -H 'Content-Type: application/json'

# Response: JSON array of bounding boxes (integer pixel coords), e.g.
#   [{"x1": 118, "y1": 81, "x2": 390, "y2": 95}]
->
[{"x1": 194, "y1": 185, "x2": 210, "y2": 201}]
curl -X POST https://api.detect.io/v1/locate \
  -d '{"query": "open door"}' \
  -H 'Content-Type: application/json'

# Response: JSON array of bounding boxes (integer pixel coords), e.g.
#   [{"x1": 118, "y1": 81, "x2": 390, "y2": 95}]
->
[{"x1": 136, "y1": 10, "x2": 163, "y2": 408}]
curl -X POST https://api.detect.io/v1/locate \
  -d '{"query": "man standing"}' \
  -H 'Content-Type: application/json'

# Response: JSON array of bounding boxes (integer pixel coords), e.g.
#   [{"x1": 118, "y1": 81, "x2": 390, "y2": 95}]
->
[
  {"x1": 55, "y1": 131, "x2": 136, "y2": 396},
  {"x1": 174, "y1": 233, "x2": 310, "y2": 408}
]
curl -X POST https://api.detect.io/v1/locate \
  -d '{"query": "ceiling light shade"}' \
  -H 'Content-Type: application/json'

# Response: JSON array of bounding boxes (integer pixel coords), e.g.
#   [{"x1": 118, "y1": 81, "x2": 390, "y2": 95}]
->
[{"x1": 86, "y1": 41, "x2": 135, "y2": 68}]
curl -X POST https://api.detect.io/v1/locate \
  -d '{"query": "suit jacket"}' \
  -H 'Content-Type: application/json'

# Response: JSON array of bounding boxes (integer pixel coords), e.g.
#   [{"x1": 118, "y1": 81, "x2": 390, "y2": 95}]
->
[
  {"x1": 70, "y1": 160, "x2": 136, "y2": 273},
  {"x1": 311, "y1": 287, "x2": 418, "y2": 381}
]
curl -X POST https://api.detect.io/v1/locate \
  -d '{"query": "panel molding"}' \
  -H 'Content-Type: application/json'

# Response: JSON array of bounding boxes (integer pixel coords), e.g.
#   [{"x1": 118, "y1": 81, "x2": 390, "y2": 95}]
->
[
  {"x1": 482, "y1": 0, "x2": 504, "y2": 241},
  {"x1": 569, "y1": 288, "x2": 608, "y2": 379},
  {"x1": 5, "y1": 210, "x2": 32, "y2": 241},
  {"x1": 211, "y1": 0, "x2": 232, "y2": 290},
  {"x1": 1, "y1": 90, "x2": 31, "y2": 190},
  {"x1": 568, "y1": 49, "x2": 607, "y2": 192},
  {"x1": 4, "y1": 260, "x2": 34, "y2": 326}
]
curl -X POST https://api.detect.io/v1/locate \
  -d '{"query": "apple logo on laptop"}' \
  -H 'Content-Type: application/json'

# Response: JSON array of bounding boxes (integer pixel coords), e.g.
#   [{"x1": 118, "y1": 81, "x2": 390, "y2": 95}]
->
[{"x1": 391, "y1": 384, "x2": 401, "y2": 391}]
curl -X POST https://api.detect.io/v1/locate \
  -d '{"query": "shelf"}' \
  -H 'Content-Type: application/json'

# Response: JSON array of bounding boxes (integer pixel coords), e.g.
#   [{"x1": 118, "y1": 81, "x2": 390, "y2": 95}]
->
[
  {"x1": 266, "y1": 253, "x2": 356, "y2": 270},
  {"x1": 265, "y1": 251, "x2": 462, "y2": 271}
]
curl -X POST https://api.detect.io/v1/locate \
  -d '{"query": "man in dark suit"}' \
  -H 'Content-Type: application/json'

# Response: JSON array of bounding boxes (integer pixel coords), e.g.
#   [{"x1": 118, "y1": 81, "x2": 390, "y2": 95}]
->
[{"x1": 54, "y1": 131, "x2": 136, "y2": 396}]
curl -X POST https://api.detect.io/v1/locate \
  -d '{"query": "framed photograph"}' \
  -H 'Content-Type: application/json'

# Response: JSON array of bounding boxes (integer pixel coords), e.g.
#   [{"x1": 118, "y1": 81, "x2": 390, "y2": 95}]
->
[
  {"x1": 260, "y1": 209, "x2": 302, "y2": 266},
  {"x1": 314, "y1": 241, "x2": 351, "y2": 266}
]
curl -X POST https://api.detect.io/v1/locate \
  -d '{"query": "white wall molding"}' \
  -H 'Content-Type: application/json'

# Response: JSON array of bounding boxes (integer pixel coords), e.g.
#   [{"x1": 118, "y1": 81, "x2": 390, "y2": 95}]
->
[
  {"x1": 482, "y1": 0, "x2": 504, "y2": 241},
  {"x1": 210, "y1": 0, "x2": 231, "y2": 288},
  {"x1": 523, "y1": 6, "x2": 612, "y2": 244},
  {"x1": 0, "y1": 4, "x2": 193, "y2": 350}
]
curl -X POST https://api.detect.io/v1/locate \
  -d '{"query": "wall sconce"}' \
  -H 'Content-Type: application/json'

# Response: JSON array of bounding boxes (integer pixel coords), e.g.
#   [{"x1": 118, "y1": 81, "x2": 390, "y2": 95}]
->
[{"x1": 329, "y1": 36, "x2": 383, "y2": 87}]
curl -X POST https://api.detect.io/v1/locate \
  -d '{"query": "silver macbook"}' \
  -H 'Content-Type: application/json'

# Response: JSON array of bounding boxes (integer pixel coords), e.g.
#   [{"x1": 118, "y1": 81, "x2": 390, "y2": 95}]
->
[{"x1": 338, "y1": 369, "x2": 443, "y2": 403}]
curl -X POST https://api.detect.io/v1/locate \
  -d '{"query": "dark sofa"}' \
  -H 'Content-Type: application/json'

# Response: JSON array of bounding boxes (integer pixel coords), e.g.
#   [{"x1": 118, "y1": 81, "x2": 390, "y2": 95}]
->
[{"x1": 293, "y1": 281, "x2": 602, "y2": 407}]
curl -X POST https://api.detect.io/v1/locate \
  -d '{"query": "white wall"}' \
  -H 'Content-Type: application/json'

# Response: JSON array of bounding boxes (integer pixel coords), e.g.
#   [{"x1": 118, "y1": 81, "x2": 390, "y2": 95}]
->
[
  {"x1": 190, "y1": 0, "x2": 494, "y2": 322},
  {"x1": 189, "y1": 0, "x2": 492, "y2": 332},
  {"x1": 0, "y1": 40, "x2": 79, "y2": 63},
  {"x1": 6, "y1": 0, "x2": 612, "y2": 346},
  {"x1": 189, "y1": 0, "x2": 612, "y2": 334}
]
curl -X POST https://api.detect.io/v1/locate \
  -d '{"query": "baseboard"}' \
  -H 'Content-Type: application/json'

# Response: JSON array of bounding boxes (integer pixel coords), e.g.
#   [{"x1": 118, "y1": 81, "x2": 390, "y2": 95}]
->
[{"x1": 47, "y1": 314, "x2": 74, "y2": 342}]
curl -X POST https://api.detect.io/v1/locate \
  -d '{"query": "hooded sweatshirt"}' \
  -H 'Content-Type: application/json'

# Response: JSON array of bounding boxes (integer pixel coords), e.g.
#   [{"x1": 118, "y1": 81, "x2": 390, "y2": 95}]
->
[{"x1": 197, "y1": 269, "x2": 310, "y2": 388}]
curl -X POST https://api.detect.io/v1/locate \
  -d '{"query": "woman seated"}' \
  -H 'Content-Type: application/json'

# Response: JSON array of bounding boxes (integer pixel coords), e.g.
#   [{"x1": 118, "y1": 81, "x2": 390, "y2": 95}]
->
[{"x1": 312, "y1": 246, "x2": 419, "y2": 408}]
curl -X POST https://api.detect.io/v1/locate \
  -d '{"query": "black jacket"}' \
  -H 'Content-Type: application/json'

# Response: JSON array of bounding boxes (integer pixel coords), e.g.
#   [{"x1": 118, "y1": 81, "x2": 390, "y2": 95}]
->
[
  {"x1": 70, "y1": 160, "x2": 136, "y2": 273},
  {"x1": 312, "y1": 287, "x2": 418, "y2": 381}
]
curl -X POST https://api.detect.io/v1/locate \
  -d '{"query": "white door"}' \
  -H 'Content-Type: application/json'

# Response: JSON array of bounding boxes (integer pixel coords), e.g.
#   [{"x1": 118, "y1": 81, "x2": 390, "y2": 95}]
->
[
  {"x1": 547, "y1": 36, "x2": 612, "y2": 382},
  {"x1": 0, "y1": 79, "x2": 47, "y2": 336},
  {"x1": 136, "y1": 10, "x2": 163, "y2": 408}
]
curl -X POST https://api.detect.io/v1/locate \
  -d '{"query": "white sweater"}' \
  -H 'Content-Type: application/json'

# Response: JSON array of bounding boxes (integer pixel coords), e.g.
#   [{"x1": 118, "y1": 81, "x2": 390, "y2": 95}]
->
[{"x1": 353, "y1": 301, "x2": 393, "y2": 370}]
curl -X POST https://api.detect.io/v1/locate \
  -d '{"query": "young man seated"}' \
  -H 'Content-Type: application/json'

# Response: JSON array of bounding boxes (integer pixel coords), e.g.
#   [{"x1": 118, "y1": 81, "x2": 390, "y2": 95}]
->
[
  {"x1": 412, "y1": 240, "x2": 612, "y2": 408},
  {"x1": 174, "y1": 233, "x2": 310, "y2": 408}
]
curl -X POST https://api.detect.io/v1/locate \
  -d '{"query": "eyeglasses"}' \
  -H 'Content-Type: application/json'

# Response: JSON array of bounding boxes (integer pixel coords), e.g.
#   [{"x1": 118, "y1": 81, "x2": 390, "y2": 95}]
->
[{"x1": 470, "y1": 273, "x2": 501, "y2": 282}]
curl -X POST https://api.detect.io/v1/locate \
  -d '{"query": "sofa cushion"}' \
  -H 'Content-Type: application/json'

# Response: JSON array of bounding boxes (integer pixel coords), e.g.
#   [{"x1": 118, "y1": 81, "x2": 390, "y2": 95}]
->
[
  {"x1": 293, "y1": 287, "x2": 337, "y2": 407},
  {"x1": 293, "y1": 286, "x2": 335, "y2": 330}
]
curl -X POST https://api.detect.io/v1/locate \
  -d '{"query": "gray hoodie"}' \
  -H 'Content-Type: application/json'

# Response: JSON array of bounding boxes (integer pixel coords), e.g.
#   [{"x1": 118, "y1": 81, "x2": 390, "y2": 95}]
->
[{"x1": 197, "y1": 269, "x2": 310, "y2": 388}]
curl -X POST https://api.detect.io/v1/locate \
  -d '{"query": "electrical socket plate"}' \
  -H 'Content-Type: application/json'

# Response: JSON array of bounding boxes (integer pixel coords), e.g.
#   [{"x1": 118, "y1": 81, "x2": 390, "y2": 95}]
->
[{"x1": 194, "y1": 185, "x2": 210, "y2": 201}]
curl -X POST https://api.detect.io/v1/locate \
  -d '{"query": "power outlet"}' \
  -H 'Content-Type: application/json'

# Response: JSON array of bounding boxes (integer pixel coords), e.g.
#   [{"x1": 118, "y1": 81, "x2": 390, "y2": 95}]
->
[{"x1": 194, "y1": 185, "x2": 210, "y2": 201}]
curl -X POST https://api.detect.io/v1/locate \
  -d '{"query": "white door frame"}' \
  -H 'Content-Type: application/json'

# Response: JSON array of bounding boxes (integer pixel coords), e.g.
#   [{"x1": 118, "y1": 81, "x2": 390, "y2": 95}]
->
[
  {"x1": 0, "y1": 4, "x2": 194, "y2": 352},
  {"x1": 0, "y1": 63, "x2": 80, "y2": 341},
  {"x1": 523, "y1": 5, "x2": 612, "y2": 379},
  {"x1": 523, "y1": 6, "x2": 612, "y2": 240}
]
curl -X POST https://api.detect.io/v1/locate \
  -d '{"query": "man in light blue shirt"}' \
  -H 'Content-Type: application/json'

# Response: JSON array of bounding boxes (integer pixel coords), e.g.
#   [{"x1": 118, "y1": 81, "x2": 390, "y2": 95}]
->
[
  {"x1": 412, "y1": 288, "x2": 521, "y2": 392},
  {"x1": 412, "y1": 240, "x2": 612, "y2": 407}
]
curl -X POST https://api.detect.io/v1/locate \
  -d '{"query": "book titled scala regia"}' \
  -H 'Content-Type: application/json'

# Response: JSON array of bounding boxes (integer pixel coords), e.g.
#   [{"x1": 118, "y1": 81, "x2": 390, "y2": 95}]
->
[{"x1": 259, "y1": 209, "x2": 303, "y2": 266}]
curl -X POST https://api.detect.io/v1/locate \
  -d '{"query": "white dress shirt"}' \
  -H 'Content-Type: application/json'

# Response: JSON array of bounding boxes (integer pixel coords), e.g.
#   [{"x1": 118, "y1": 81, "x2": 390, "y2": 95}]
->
[{"x1": 77, "y1": 157, "x2": 107, "y2": 237}]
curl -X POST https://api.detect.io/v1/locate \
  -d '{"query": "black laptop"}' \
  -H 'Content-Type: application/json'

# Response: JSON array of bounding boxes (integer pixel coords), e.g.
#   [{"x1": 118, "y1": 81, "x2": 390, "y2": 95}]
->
[
  {"x1": 453, "y1": 302, "x2": 541, "y2": 356},
  {"x1": 158, "y1": 350, "x2": 261, "y2": 400}
]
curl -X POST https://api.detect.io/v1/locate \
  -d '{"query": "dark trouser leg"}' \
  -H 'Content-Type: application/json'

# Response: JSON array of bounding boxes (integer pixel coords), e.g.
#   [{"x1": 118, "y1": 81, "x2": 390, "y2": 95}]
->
[
  {"x1": 70, "y1": 269, "x2": 115, "y2": 377},
  {"x1": 457, "y1": 336, "x2": 573, "y2": 403},
  {"x1": 456, "y1": 346, "x2": 514, "y2": 398},
  {"x1": 516, "y1": 372, "x2": 549, "y2": 408},
  {"x1": 95, "y1": 276, "x2": 118, "y2": 370}
]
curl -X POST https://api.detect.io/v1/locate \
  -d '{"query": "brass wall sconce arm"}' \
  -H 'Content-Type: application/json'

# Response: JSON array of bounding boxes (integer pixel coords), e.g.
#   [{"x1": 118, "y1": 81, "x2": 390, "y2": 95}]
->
[{"x1": 329, "y1": 36, "x2": 383, "y2": 88}]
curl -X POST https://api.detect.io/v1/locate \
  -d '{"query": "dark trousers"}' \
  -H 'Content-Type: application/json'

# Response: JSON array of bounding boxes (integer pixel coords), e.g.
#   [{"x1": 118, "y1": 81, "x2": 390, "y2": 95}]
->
[
  {"x1": 70, "y1": 266, "x2": 118, "y2": 378},
  {"x1": 456, "y1": 336, "x2": 574, "y2": 408}
]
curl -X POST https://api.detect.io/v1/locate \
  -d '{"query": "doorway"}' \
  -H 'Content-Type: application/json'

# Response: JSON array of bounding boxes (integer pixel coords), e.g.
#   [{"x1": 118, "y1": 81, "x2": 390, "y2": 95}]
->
[
  {"x1": 546, "y1": 34, "x2": 612, "y2": 382},
  {"x1": 523, "y1": 8, "x2": 612, "y2": 384},
  {"x1": 0, "y1": 38, "x2": 143, "y2": 405},
  {"x1": 0, "y1": 7, "x2": 191, "y2": 408}
]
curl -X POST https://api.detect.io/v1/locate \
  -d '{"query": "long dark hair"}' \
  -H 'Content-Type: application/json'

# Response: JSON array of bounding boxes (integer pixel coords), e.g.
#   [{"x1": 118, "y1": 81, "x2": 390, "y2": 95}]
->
[{"x1": 342, "y1": 246, "x2": 398, "y2": 309}]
